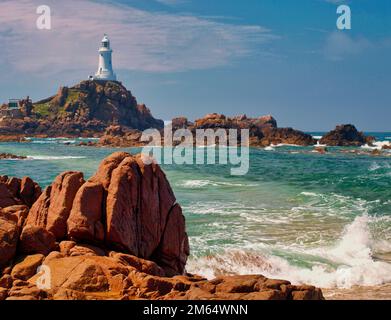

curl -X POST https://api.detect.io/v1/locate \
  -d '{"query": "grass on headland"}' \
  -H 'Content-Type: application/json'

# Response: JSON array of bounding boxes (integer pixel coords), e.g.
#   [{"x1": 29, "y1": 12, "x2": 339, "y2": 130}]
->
[{"x1": 34, "y1": 89, "x2": 81, "y2": 117}]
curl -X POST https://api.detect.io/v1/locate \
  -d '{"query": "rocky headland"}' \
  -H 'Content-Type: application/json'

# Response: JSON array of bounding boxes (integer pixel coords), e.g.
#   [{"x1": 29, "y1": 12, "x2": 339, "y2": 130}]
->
[
  {"x1": 0, "y1": 81, "x2": 163, "y2": 138},
  {"x1": 0, "y1": 152, "x2": 324, "y2": 300}
]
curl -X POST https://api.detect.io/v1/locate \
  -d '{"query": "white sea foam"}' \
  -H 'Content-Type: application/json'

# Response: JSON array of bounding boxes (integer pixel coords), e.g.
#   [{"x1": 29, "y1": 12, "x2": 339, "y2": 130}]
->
[
  {"x1": 271, "y1": 143, "x2": 301, "y2": 147},
  {"x1": 31, "y1": 140, "x2": 56, "y2": 144},
  {"x1": 312, "y1": 136, "x2": 323, "y2": 140},
  {"x1": 26, "y1": 155, "x2": 86, "y2": 160},
  {"x1": 187, "y1": 215, "x2": 391, "y2": 289},
  {"x1": 315, "y1": 141, "x2": 327, "y2": 147},
  {"x1": 179, "y1": 179, "x2": 258, "y2": 188},
  {"x1": 196, "y1": 144, "x2": 217, "y2": 148},
  {"x1": 300, "y1": 192, "x2": 319, "y2": 197},
  {"x1": 368, "y1": 162, "x2": 391, "y2": 174},
  {"x1": 362, "y1": 141, "x2": 391, "y2": 150},
  {"x1": 180, "y1": 180, "x2": 211, "y2": 188},
  {"x1": 29, "y1": 137, "x2": 98, "y2": 144},
  {"x1": 369, "y1": 162, "x2": 382, "y2": 171},
  {"x1": 264, "y1": 146, "x2": 275, "y2": 151}
]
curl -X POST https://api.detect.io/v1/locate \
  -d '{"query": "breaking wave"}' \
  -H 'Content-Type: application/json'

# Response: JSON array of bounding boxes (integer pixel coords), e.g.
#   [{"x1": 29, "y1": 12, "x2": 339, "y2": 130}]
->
[
  {"x1": 178, "y1": 179, "x2": 258, "y2": 188},
  {"x1": 362, "y1": 141, "x2": 391, "y2": 150},
  {"x1": 187, "y1": 215, "x2": 391, "y2": 289}
]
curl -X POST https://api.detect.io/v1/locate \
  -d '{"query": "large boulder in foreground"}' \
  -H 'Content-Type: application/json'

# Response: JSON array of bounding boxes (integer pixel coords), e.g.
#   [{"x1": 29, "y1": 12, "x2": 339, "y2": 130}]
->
[
  {"x1": 23, "y1": 152, "x2": 189, "y2": 276},
  {"x1": 320, "y1": 124, "x2": 373, "y2": 146}
]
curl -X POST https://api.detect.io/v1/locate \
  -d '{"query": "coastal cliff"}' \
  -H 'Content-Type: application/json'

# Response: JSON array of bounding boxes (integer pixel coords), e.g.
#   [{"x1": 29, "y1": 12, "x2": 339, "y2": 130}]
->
[
  {"x1": 0, "y1": 81, "x2": 163, "y2": 137},
  {"x1": 0, "y1": 152, "x2": 324, "y2": 300}
]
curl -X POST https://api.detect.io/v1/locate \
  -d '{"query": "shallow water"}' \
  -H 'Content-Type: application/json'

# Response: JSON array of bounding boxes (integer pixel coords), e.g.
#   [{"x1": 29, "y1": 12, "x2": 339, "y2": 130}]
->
[{"x1": 1, "y1": 133, "x2": 391, "y2": 298}]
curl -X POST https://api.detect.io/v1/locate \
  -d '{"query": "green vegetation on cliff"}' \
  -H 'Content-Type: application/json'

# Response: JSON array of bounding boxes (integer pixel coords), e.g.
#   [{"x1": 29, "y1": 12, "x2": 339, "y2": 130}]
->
[
  {"x1": 65, "y1": 89, "x2": 80, "y2": 104},
  {"x1": 33, "y1": 102, "x2": 51, "y2": 117}
]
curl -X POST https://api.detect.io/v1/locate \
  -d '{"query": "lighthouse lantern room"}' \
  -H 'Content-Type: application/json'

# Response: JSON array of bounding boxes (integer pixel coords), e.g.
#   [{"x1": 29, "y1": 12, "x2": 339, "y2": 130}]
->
[{"x1": 91, "y1": 34, "x2": 117, "y2": 81}]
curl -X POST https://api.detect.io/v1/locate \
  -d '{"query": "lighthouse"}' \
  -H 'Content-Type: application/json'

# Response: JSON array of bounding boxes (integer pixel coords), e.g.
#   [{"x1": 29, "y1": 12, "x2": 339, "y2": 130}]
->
[{"x1": 92, "y1": 34, "x2": 117, "y2": 81}]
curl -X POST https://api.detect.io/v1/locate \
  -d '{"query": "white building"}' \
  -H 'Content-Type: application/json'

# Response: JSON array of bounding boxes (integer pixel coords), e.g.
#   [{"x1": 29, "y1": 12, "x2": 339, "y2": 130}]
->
[{"x1": 91, "y1": 34, "x2": 117, "y2": 81}]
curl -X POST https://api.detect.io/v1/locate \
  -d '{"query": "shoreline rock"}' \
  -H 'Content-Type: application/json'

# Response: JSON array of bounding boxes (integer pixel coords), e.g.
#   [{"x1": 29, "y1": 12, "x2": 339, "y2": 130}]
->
[
  {"x1": 320, "y1": 124, "x2": 374, "y2": 146},
  {"x1": 0, "y1": 152, "x2": 324, "y2": 300},
  {"x1": 0, "y1": 136, "x2": 29, "y2": 143},
  {"x1": 0, "y1": 153, "x2": 27, "y2": 160}
]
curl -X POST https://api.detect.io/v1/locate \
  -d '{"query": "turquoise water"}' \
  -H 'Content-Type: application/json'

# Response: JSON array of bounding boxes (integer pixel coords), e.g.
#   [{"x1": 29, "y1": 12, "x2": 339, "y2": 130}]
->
[{"x1": 1, "y1": 133, "x2": 391, "y2": 289}]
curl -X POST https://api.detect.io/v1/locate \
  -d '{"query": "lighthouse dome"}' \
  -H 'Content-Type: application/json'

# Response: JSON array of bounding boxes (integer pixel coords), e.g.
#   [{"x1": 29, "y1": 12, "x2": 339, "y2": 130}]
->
[{"x1": 101, "y1": 34, "x2": 111, "y2": 49}]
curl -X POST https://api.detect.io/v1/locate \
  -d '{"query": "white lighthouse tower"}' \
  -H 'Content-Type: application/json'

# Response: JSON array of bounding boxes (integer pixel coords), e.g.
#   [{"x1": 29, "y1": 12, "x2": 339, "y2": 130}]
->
[{"x1": 92, "y1": 34, "x2": 117, "y2": 81}]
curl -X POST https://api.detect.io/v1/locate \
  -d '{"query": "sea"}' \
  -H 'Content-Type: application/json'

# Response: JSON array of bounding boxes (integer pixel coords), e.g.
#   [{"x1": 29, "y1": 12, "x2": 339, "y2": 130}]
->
[{"x1": 1, "y1": 132, "x2": 391, "y2": 299}]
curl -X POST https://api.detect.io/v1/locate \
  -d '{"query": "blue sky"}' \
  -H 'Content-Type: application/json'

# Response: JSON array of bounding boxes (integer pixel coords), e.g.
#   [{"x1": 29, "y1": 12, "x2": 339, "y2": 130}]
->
[{"x1": 0, "y1": 0, "x2": 390, "y2": 131}]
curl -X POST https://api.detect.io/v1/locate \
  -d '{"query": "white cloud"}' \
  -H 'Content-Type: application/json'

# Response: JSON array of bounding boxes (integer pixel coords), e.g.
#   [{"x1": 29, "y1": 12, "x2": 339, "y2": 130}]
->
[
  {"x1": 0, "y1": 0, "x2": 273, "y2": 77},
  {"x1": 323, "y1": 32, "x2": 372, "y2": 61},
  {"x1": 155, "y1": 0, "x2": 187, "y2": 6}
]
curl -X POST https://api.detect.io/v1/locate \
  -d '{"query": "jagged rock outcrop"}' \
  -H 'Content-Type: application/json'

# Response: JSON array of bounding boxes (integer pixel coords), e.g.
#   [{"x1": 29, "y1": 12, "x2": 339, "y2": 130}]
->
[
  {"x1": 171, "y1": 117, "x2": 193, "y2": 130},
  {"x1": 0, "y1": 176, "x2": 41, "y2": 209},
  {"x1": 166, "y1": 113, "x2": 314, "y2": 147},
  {"x1": 255, "y1": 127, "x2": 316, "y2": 147},
  {"x1": 320, "y1": 124, "x2": 374, "y2": 146},
  {"x1": 0, "y1": 80, "x2": 163, "y2": 137},
  {"x1": 83, "y1": 125, "x2": 145, "y2": 148},
  {"x1": 192, "y1": 113, "x2": 277, "y2": 133},
  {"x1": 19, "y1": 152, "x2": 189, "y2": 276},
  {"x1": 88, "y1": 113, "x2": 316, "y2": 148},
  {"x1": 189, "y1": 113, "x2": 315, "y2": 147},
  {"x1": 0, "y1": 152, "x2": 324, "y2": 300}
]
